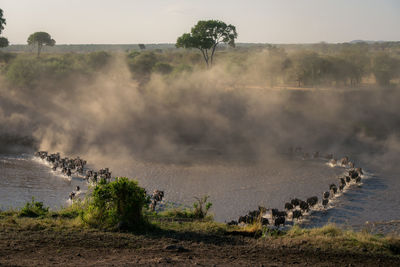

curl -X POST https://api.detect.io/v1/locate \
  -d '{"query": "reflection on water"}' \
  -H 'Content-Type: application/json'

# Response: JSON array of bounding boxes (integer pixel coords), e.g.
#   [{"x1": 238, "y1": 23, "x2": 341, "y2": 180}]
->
[{"x1": 1, "y1": 153, "x2": 399, "y2": 234}]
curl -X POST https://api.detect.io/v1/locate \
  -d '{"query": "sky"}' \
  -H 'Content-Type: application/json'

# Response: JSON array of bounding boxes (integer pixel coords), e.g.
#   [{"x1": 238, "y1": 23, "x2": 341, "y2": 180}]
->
[{"x1": 1, "y1": 0, "x2": 399, "y2": 44}]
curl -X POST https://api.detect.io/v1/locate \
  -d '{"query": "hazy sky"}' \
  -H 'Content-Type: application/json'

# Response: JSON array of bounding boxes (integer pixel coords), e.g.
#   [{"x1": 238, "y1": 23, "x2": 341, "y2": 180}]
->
[{"x1": 1, "y1": 0, "x2": 399, "y2": 44}]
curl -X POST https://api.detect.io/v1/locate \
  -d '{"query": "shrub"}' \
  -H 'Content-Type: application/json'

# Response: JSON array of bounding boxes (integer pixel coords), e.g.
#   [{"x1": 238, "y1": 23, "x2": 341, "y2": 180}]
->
[
  {"x1": 153, "y1": 62, "x2": 173, "y2": 75},
  {"x1": 87, "y1": 51, "x2": 111, "y2": 70},
  {"x1": 127, "y1": 51, "x2": 159, "y2": 78},
  {"x1": 19, "y1": 197, "x2": 49, "y2": 217},
  {"x1": 192, "y1": 195, "x2": 212, "y2": 219},
  {"x1": 81, "y1": 177, "x2": 149, "y2": 229}
]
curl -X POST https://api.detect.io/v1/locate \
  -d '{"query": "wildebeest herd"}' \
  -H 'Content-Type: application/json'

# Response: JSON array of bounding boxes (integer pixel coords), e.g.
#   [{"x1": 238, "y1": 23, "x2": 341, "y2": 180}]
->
[
  {"x1": 228, "y1": 148, "x2": 364, "y2": 228},
  {"x1": 36, "y1": 148, "x2": 363, "y2": 228},
  {"x1": 34, "y1": 151, "x2": 164, "y2": 207}
]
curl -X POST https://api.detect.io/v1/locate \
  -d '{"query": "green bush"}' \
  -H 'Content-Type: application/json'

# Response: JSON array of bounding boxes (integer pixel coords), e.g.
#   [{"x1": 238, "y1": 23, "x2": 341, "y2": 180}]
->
[
  {"x1": 19, "y1": 197, "x2": 49, "y2": 217},
  {"x1": 193, "y1": 195, "x2": 212, "y2": 219},
  {"x1": 81, "y1": 177, "x2": 149, "y2": 229},
  {"x1": 156, "y1": 196, "x2": 212, "y2": 220},
  {"x1": 87, "y1": 51, "x2": 111, "y2": 70},
  {"x1": 4, "y1": 53, "x2": 112, "y2": 89},
  {"x1": 153, "y1": 62, "x2": 173, "y2": 74},
  {"x1": 127, "y1": 51, "x2": 159, "y2": 78}
]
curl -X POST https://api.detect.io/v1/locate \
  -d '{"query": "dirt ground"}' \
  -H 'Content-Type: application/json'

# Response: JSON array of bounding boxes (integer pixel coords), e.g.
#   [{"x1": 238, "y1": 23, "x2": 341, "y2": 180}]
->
[{"x1": 1, "y1": 225, "x2": 399, "y2": 267}]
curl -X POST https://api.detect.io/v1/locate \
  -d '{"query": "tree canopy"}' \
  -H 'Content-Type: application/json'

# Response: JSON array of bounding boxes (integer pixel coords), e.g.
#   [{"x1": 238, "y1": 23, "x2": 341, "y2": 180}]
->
[
  {"x1": 0, "y1": 8, "x2": 9, "y2": 48},
  {"x1": 27, "y1": 32, "x2": 56, "y2": 56},
  {"x1": 0, "y1": 8, "x2": 6, "y2": 35},
  {"x1": 176, "y1": 20, "x2": 237, "y2": 67}
]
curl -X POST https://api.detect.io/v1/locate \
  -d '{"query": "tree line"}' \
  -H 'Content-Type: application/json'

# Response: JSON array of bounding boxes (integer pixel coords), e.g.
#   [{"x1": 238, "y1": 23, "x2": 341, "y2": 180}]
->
[{"x1": 1, "y1": 7, "x2": 399, "y2": 88}]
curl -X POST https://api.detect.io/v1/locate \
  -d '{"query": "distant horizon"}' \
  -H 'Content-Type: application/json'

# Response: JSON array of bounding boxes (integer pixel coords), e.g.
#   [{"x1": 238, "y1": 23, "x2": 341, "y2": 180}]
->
[
  {"x1": 5, "y1": 39, "x2": 400, "y2": 46},
  {"x1": 1, "y1": 0, "x2": 399, "y2": 44}
]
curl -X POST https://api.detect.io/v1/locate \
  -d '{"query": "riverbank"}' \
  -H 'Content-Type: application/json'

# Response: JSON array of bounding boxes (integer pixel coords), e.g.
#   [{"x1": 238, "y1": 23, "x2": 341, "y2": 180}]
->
[{"x1": 1, "y1": 211, "x2": 399, "y2": 266}]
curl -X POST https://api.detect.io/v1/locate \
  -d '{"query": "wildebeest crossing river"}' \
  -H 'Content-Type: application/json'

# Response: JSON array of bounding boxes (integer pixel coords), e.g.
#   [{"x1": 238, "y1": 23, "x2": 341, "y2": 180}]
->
[{"x1": 0, "y1": 152, "x2": 399, "y2": 235}]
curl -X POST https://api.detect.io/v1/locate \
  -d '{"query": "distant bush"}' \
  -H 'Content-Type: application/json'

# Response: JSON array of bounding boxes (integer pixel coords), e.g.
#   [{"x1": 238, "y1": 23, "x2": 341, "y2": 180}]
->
[
  {"x1": 127, "y1": 51, "x2": 159, "y2": 78},
  {"x1": 153, "y1": 62, "x2": 173, "y2": 75},
  {"x1": 19, "y1": 197, "x2": 49, "y2": 217},
  {"x1": 154, "y1": 195, "x2": 212, "y2": 220},
  {"x1": 193, "y1": 195, "x2": 212, "y2": 219},
  {"x1": 0, "y1": 51, "x2": 15, "y2": 63},
  {"x1": 81, "y1": 177, "x2": 149, "y2": 229},
  {"x1": 173, "y1": 64, "x2": 193, "y2": 74},
  {"x1": 372, "y1": 53, "x2": 400, "y2": 87},
  {"x1": 87, "y1": 51, "x2": 111, "y2": 70}
]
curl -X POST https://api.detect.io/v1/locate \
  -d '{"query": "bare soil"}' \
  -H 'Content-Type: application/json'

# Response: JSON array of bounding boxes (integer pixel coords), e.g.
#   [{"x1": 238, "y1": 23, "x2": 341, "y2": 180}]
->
[{"x1": 0, "y1": 223, "x2": 399, "y2": 266}]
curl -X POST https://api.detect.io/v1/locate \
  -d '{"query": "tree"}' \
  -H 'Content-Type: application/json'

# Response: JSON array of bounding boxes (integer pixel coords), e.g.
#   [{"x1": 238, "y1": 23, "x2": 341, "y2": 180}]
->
[
  {"x1": 0, "y1": 8, "x2": 9, "y2": 48},
  {"x1": 0, "y1": 37, "x2": 8, "y2": 48},
  {"x1": 176, "y1": 20, "x2": 237, "y2": 67},
  {"x1": 27, "y1": 32, "x2": 56, "y2": 56},
  {"x1": 372, "y1": 52, "x2": 400, "y2": 87},
  {"x1": 0, "y1": 8, "x2": 6, "y2": 35},
  {"x1": 138, "y1": 44, "x2": 146, "y2": 50}
]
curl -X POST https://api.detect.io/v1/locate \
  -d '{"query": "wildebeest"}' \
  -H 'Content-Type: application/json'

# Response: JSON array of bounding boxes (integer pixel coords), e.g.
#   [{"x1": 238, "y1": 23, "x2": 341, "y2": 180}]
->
[
  {"x1": 150, "y1": 190, "x2": 165, "y2": 211},
  {"x1": 339, "y1": 184, "x2": 345, "y2": 191},
  {"x1": 248, "y1": 210, "x2": 260, "y2": 218},
  {"x1": 227, "y1": 220, "x2": 238, "y2": 226},
  {"x1": 299, "y1": 200, "x2": 309, "y2": 211},
  {"x1": 349, "y1": 170, "x2": 359, "y2": 179},
  {"x1": 291, "y1": 198, "x2": 301, "y2": 207},
  {"x1": 330, "y1": 184, "x2": 338, "y2": 194},
  {"x1": 69, "y1": 192, "x2": 76, "y2": 200},
  {"x1": 322, "y1": 198, "x2": 329, "y2": 207},
  {"x1": 306, "y1": 196, "x2": 318, "y2": 207},
  {"x1": 329, "y1": 158, "x2": 337, "y2": 165},
  {"x1": 340, "y1": 156, "x2": 349, "y2": 165},
  {"x1": 285, "y1": 202, "x2": 294, "y2": 211},
  {"x1": 345, "y1": 176, "x2": 351, "y2": 183},
  {"x1": 261, "y1": 217, "x2": 269, "y2": 225},
  {"x1": 274, "y1": 216, "x2": 285, "y2": 227},
  {"x1": 339, "y1": 177, "x2": 346, "y2": 185},
  {"x1": 292, "y1": 210, "x2": 302, "y2": 220},
  {"x1": 355, "y1": 177, "x2": 361, "y2": 183},
  {"x1": 323, "y1": 191, "x2": 330, "y2": 199},
  {"x1": 271, "y1": 209, "x2": 287, "y2": 218}
]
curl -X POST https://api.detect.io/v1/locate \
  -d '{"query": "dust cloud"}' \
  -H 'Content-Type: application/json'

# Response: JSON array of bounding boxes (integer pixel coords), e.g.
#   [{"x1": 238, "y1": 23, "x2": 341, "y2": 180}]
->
[{"x1": 0, "y1": 53, "x2": 399, "y2": 169}]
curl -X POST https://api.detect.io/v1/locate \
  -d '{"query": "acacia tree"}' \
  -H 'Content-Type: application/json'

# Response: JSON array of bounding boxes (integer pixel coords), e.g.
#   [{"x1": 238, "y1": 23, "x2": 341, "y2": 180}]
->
[
  {"x1": 0, "y1": 8, "x2": 9, "y2": 48},
  {"x1": 176, "y1": 20, "x2": 237, "y2": 67},
  {"x1": 27, "y1": 32, "x2": 55, "y2": 56}
]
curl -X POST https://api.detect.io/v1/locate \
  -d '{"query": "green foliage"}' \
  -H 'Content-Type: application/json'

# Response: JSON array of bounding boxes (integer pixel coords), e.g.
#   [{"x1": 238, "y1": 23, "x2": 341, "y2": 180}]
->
[
  {"x1": 5, "y1": 53, "x2": 110, "y2": 88},
  {"x1": 56, "y1": 201, "x2": 86, "y2": 219},
  {"x1": 27, "y1": 32, "x2": 56, "y2": 56},
  {"x1": 0, "y1": 8, "x2": 8, "y2": 48},
  {"x1": 0, "y1": 51, "x2": 15, "y2": 63},
  {"x1": 172, "y1": 64, "x2": 193, "y2": 75},
  {"x1": 19, "y1": 197, "x2": 49, "y2": 218},
  {"x1": 372, "y1": 52, "x2": 400, "y2": 86},
  {"x1": 127, "y1": 50, "x2": 140, "y2": 59},
  {"x1": 176, "y1": 20, "x2": 237, "y2": 67},
  {"x1": 192, "y1": 195, "x2": 212, "y2": 219},
  {"x1": 153, "y1": 62, "x2": 173, "y2": 74},
  {"x1": 86, "y1": 51, "x2": 111, "y2": 70},
  {"x1": 158, "y1": 207, "x2": 197, "y2": 219},
  {"x1": 0, "y1": 36, "x2": 8, "y2": 48},
  {"x1": 81, "y1": 177, "x2": 149, "y2": 229},
  {"x1": 0, "y1": 8, "x2": 6, "y2": 35},
  {"x1": 127, "y1": 51, "x2": 159, "y2": 79}
]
